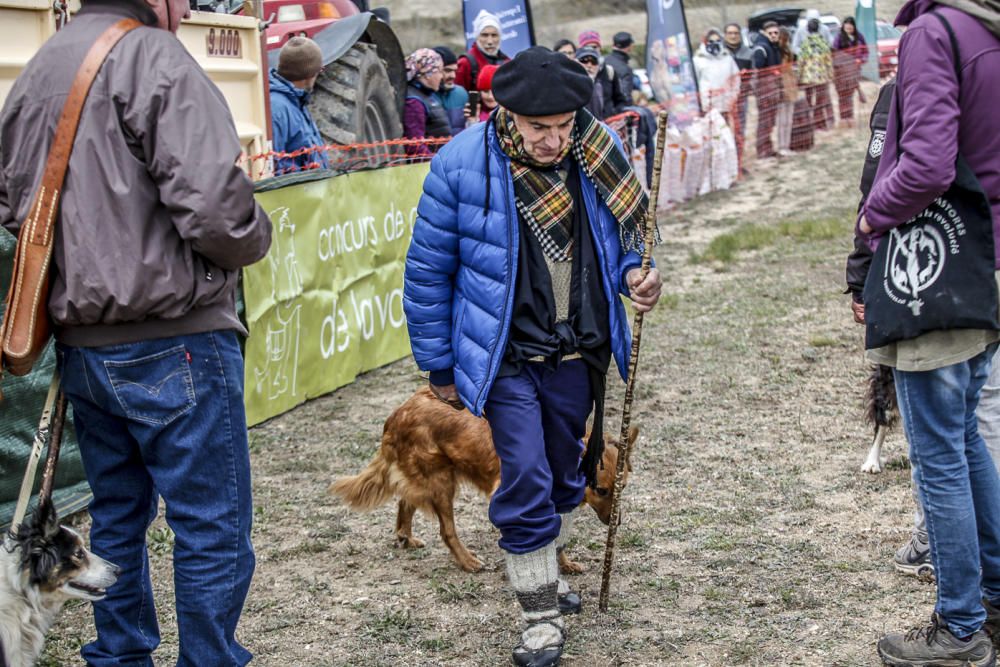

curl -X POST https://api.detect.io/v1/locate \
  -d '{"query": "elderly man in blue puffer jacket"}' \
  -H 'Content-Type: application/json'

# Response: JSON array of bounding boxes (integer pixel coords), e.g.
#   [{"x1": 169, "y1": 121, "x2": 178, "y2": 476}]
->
[{"x1": 403, "y1": 47, "x2": 662, "y2": 667}]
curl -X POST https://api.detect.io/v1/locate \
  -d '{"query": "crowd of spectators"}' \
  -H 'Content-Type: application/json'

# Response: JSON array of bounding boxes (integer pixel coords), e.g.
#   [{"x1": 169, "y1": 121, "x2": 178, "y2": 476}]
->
[{"x1": 269, "y1": 8, "x2": 876, "y2": 178}]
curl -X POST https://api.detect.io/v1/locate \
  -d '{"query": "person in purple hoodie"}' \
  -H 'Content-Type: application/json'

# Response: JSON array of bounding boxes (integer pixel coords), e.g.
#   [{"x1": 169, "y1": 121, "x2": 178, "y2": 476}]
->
[{"x1": 857, "y1": 0, "x2": 1000, "y2": 664}]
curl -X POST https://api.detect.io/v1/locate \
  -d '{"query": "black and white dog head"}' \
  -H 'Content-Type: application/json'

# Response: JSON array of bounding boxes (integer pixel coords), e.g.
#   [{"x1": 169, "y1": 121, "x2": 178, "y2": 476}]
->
[{"x1": 6, "y1": 502, "x2": 120, "y2": 602}]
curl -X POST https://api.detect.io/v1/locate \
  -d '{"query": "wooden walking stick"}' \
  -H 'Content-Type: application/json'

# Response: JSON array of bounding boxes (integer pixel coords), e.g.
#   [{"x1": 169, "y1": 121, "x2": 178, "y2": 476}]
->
[
  {"x1": 37, "y1": 391, "x2": 68, "y2": 509},
  {"x1": 599, "y1": 109, "x2": 669, "y2": 612}
]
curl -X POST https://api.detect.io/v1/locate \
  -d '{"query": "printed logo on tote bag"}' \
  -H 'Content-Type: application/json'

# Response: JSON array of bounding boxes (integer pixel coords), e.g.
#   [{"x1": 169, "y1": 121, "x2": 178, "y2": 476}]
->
[{"x1": 880, "y1": 197, "x2": 964, "y2": 316}]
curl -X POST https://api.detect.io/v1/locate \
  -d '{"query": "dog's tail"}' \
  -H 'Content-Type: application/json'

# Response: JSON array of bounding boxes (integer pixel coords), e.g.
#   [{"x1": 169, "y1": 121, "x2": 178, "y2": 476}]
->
[
  {"x1": 328, "y1": 449, "x2": 394, "y2": 510},
  {"x1": 864, "y1": 363, "x2": 899, "y2": 429}
]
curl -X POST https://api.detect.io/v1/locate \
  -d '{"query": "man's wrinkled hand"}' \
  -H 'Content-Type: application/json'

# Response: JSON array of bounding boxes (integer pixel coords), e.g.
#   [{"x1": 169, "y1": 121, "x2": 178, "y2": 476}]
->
[
  {"x1": 851, "y1": 300, "x2": 865, "y2": 325},
  {"x1": 430, "y1": 382, "x2": 464, "y2": 410},
  {"x1": 627, "y1": 267, "x2": 663, "y2": 313},
  {"x1": 859, "y1": 215, "x2": 873, "y2": 234}
]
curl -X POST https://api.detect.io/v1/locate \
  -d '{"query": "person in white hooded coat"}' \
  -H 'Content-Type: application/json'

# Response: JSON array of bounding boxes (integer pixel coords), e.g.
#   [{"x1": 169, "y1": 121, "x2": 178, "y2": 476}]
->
[
  {"x1": 793, "y1": 8, "x2": 834, "y2": 53},
  {"x1": 693, "y1": 28, "x2": 740, "y2": 114}
]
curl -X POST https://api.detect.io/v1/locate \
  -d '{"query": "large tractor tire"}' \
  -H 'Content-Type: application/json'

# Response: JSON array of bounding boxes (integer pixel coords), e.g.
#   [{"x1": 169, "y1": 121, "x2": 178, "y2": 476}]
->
[{"x1": 311, "y1": 41, "x2": 402, "y2": 161}]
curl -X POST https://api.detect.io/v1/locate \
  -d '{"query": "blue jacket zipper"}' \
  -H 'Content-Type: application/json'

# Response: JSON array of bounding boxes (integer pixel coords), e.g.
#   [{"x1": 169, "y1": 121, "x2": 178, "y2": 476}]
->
[{"x1": 473, "y1": 128, "x2": 518, "y2": 415}]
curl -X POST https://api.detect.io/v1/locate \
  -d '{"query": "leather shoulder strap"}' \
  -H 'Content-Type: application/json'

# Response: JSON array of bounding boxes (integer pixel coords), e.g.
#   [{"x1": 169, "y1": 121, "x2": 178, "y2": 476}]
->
[{"x1": 24, "y1": 18, "x2": 142, "y2": 248}]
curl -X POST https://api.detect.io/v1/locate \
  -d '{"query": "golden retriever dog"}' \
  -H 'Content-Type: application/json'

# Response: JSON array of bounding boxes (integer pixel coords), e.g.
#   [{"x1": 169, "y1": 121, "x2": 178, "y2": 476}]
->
[{"x1": 330, "y1": 387, "x2": 636, "y2": 573}]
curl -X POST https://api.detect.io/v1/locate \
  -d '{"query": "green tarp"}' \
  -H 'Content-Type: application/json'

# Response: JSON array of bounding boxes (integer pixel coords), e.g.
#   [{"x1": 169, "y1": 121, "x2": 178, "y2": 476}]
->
[{"x1": 0, "y1": 231, "x2": 90, "y2": 531}]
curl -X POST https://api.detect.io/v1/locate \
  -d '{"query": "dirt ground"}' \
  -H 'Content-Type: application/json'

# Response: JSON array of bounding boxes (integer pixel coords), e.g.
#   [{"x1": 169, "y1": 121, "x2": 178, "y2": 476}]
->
[{"x1": 40, "y1": 96, "x2": 945, "y2": 666}]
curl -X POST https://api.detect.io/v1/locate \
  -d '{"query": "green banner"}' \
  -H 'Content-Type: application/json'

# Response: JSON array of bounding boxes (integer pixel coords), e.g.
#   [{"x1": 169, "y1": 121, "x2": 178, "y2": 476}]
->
[
  {"x1": 0, "y1": 232, "x2": 91, "y2": 530},
  {"x1": 243, "y1": 163, "x2": 430, "y2": 426}
]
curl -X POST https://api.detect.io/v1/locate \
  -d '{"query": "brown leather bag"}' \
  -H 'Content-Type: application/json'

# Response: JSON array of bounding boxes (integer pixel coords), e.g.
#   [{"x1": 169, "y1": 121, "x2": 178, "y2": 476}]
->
[{"x1": 0, "y1": 18, "x2": 141, "y2": 379}]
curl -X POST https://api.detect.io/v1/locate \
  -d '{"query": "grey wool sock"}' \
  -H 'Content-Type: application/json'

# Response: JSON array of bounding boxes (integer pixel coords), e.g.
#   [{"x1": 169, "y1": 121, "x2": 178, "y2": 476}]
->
[
  {"x1": 556, "y1": 511, "x2": 574, "y2": 551},
  {"x1": 506, "y1": 542, "x2": 564, "y2": 652}
]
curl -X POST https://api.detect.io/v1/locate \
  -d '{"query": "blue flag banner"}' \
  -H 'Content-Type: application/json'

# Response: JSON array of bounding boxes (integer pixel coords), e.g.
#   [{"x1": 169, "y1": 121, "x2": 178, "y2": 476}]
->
[
  {"x1": 463, "y1": 0, "x2": 535, "y2": 56},
  {"x1": 645, "y1": 0, "x2": 700, "y2": 126},
  {"x1": 856, "y1": 0, "x2": 880, "y2": 81}
]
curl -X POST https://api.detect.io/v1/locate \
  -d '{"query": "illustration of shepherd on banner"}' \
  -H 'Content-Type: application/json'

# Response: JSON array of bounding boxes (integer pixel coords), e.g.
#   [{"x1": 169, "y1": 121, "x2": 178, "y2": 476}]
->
[{"x1": 254, "y1": 206, "x2": 303, "y2": 401}]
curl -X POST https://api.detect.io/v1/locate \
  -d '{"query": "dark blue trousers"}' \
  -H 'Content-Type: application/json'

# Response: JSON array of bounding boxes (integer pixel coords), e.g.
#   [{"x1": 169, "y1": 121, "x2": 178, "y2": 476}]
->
[{"x1": 485, "y1": 360, "x2": 593, "y2": 554}]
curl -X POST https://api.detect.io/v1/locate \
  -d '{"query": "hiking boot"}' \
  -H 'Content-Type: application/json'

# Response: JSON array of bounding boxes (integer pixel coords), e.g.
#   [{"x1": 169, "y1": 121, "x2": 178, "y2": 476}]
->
[
  {"x1": 877, "y1": 613, "x2": 996, "y2": 667},
  {"x1": 984, "y1": 598, "x2": 1000, "y2": 648},
  {"x1": 894, "y1": 533, "x2": 935, "y2": 579}
]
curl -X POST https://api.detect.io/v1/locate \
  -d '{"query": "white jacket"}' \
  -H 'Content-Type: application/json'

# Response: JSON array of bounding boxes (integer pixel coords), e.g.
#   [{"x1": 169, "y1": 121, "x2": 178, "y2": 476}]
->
[{"x1": 693, "y1": 44, "x2": 740, "y2": 112}]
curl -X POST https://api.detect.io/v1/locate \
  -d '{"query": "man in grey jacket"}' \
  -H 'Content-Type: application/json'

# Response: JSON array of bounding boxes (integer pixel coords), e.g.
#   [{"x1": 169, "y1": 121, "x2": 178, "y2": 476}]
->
[{"x1": 0, "y1": 0, "x2": 271, "y2": 665}]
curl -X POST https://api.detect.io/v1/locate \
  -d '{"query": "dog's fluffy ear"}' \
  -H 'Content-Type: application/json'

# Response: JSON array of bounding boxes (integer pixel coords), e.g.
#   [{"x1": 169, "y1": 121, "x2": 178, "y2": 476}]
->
[{"x1": 18, "y1": 502, "x2": 61, "y2": 584}]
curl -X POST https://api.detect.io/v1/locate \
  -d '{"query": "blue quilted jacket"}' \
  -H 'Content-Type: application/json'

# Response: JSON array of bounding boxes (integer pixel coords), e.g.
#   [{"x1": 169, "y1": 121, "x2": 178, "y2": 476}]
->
[{"x1": 403, "y1": 120, "x2": 643, "y2": 416}]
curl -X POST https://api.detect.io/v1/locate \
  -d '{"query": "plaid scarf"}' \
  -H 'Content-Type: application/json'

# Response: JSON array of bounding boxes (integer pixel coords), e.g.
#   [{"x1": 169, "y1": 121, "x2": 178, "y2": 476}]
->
[{"x1": 494, "y1": 107, "x2": 654, "y2": 262}]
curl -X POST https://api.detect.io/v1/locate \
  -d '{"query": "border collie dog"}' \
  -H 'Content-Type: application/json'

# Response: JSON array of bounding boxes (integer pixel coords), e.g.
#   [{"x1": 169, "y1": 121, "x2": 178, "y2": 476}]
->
[{"x1": 0, "y1": 503, "x2": 119, "y2": 667}]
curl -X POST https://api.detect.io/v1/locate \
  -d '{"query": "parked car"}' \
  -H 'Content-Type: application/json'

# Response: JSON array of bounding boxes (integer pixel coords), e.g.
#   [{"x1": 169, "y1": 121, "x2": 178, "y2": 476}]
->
[
  {"x1": 748, "y1": 6, "x2": 803, "y2": 33},
  {"x1": 876, "y1": 20, "x2": 902, "y2": 77},
  {"x1": 819, "y1": 14, "x2": 841, "y2": 36}
]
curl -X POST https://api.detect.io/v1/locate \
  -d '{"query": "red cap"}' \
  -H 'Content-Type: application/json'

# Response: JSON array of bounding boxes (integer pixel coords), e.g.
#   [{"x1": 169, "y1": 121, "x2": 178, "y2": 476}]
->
[{"x1": 478, "y1": 64, "x2": 498, "y2": 92}]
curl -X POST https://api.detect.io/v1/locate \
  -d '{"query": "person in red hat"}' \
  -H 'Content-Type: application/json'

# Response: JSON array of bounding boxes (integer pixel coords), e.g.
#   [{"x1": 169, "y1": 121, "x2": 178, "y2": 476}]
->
[{"x1": 476, "y1": 64, "x2": 499, "y2": 122}]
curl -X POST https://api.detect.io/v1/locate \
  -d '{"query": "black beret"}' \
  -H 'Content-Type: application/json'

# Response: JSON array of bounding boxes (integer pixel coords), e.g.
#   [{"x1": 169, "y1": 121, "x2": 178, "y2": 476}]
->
[
  {"x1": 613, "y1": 31, "x2": 634, "y2": 47},
  {"x1": 433, "y1": 45, "x2": 458, "y2": 66},
  {"x1": 492, "y1": 46, "x2": 594, "y2": 116}
]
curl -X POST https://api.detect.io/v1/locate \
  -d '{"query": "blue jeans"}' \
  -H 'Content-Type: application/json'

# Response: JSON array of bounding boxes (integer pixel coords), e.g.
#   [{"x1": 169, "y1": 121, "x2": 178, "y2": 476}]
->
[
  {"x1": 485, "y1": 360, "x2": 593, "y2": 554},
  {"x1": 57, "y1": 331, "x2": 255, "y2": 667},
  {"x1": 894, "y1": 343, "x2": 1000, "y2": 637}
]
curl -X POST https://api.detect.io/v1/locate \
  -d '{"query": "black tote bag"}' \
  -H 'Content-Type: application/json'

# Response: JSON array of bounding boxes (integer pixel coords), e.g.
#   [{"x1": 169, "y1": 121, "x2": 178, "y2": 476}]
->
[{"x1": 862, "y1": 12, "x2": 998, "y2": 350}]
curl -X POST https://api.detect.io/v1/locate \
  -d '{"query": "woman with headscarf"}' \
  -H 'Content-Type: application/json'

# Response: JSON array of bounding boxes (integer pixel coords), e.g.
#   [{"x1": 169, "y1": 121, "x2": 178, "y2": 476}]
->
[
  {"x1": 404, "y1": 48, "x2": 450, "y2": 156},
  {"x1": 832, "y1": 16, "x2": 870, "y2": 126},
  {"x1": 693, "y1": 28, "x2": 740, "y2": 115},
  {"x1": 798, "y1": 18, "x2": 835, "y2": 130}
]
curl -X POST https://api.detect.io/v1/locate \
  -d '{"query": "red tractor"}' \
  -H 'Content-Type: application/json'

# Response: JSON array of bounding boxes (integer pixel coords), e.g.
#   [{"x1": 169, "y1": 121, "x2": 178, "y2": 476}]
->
[{"x1": 258, "y1": 0, "x2": 405, "y2": 147}]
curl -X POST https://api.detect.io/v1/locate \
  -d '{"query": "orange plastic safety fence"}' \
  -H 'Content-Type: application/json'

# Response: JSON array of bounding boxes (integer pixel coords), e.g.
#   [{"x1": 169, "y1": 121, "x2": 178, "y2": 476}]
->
[
  {"x1": 247, "y1": 117, "x2": 646, "y2": 181},
  {"x1": 245, "y1": 137, "x2": 453, "y2": 180}
]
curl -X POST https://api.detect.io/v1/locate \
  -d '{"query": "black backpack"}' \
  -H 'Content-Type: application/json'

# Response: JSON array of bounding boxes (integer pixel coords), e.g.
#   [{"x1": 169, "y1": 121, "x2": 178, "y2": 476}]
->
[
  {"x1": 859, "y1": 77, "x2": 896, "y2": 201},
  {"x1": 844, "y1": 77, "x2": 896, "y2": 298}
]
